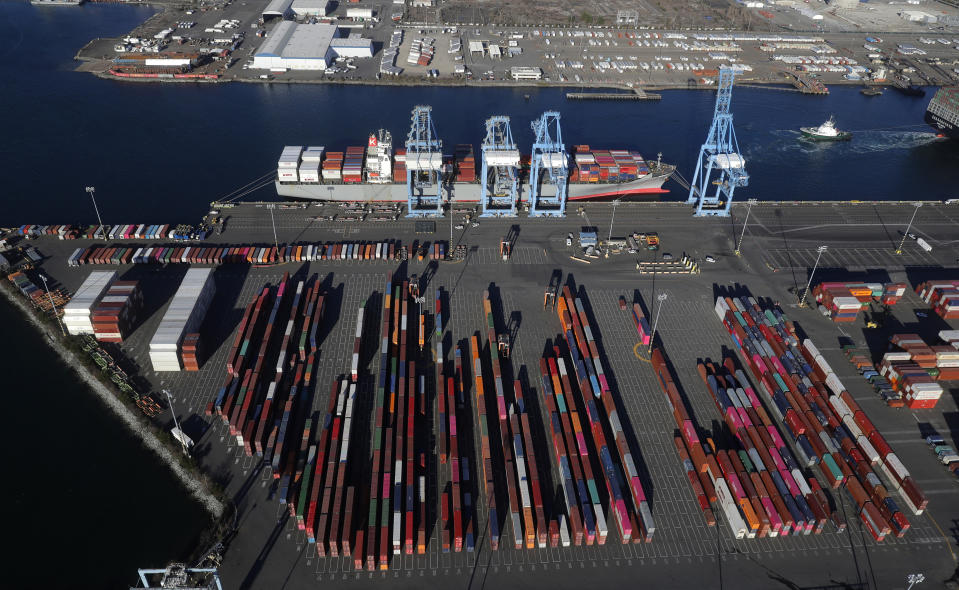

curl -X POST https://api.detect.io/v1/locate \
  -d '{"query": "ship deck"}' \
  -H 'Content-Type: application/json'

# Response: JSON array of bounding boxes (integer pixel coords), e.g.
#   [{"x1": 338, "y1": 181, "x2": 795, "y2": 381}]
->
[{"x1": 28, "y1": 200, "x2": 959, "y2": 590}]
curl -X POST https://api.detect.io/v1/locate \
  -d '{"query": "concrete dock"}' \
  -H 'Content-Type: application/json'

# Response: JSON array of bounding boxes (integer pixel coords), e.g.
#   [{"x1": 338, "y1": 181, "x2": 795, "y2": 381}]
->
[{"x1": 22, "y1": 200, "x2": 959, "y2": 589}]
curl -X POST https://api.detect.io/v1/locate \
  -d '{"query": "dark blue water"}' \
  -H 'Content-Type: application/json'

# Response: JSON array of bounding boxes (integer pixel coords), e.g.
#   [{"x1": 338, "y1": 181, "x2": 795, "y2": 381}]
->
[
  {"x1": 2, "y1": 1, "x2": 958, "y2": 228},
  {"x1": 0, "y1": 297, "x2": 212, "y2": 589}
]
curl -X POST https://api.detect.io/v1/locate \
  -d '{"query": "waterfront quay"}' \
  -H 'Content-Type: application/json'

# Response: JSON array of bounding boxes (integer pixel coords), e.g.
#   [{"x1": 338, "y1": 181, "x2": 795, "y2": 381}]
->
[
  {"x1": 22, "y1": 200, "x2": 959, "y2": 588},
  {"x1": 72, "y1": 0, "x2": 959, "y2": 89}
]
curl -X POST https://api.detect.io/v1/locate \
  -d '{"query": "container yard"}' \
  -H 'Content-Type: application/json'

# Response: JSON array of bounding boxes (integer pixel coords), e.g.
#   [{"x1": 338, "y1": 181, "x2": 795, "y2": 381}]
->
[{"x1": 6, "y1": 200, "x2": 959, "y2": 590}]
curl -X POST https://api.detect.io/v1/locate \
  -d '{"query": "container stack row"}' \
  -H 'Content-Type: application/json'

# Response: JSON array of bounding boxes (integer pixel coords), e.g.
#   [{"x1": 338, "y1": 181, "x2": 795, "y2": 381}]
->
[
  {"x1": 698, "y1": 359, "x2": 838, "y2": 538},
  {"x1": 67, "y1": 240, "x2": 413, "y2": 268},
  {"x1": 343, "y1": 146, "x2": 365, "y2": 183},
  {"x1": 569, "y1": 146, "x2": 649, "y2": 183},
  {"x1": 481, "y1": 290, "x2": 546, "y2": 549},
  {"x1": 876, "y1": 332, "x2": 959, "y2": 408},
  {"x1": 299, "y1": 146, "x2": 324, "y2": 183},
  {"x1": 180, "y1": 333, "x2": 202, "y2": 371},
  {"x1": 915, "y1": 280, "x2": 959, "y2": 319},
  {"x1": 7, "y1": 272, "x2": 48, "y2": 306},
  {"x1": 716, "y1": 294, "x2": 927, "y2": 542},
  {"x1": 62, "y1": 270, "x2": 117, "y2": 335},
  {"x1": 630, "y1": 302, "x2": 651, "y2": 346},
  {"x1": 14, "y1": 224, "x2": 81, "y2": 240},
  {"x1": 392, "y1": 149, "x2": 407, "y2": 180},
  {"x1": 815, "y1": 281, "x2": 907, "y2": 308},
  {"x1": 277, "y1": 145, "x2": 302, "y2": 182},
  {"x1": 553, "y1": 282, "x2": 654, "y2": 542},
  {"x1": 322, "y1": 151, "x2": 344, "y2": 181},
  {"x1": 470, "y1": 331, "x2": 500, "y2": 550},
  {"x1": 91, "y1": 280, "x2": 143, "y2": 342},
  {"x1": 453, "y1": 144, "x2": 475, "y2": 182},
  {"x1": 148, "y1": 268, "x2": 215, "y2": 372}
]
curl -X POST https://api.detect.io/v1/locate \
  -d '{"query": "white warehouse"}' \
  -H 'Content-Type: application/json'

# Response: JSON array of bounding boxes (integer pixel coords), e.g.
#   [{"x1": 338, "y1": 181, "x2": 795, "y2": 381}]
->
[
  {"x1": 253, "y1": 22, "x2": 374, "y2": 70},
  {"x1": 291, "y1": 0, "x2": 330, "y2": 16},
  {"x1": 331, "y1": 36, "x2": 374, "y2": 58}
]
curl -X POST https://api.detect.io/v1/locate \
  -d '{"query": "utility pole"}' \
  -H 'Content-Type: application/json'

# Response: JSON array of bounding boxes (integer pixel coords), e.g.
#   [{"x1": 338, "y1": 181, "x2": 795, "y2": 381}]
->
[
  {"x1": 85, "y1": 186, "x2": 106, "y2": 240},
  {"x1": 266, "y1": 203, "x2": 280, "y2": 254},
  {"x1": 39, "y1": 274, "x2": 65, "y2": 336},
  {"x1": 799, "y1": 245, "x2": 828, "y2": 308},
  {"x1": 163, "y1": 389, "x2": 190, "y2": 455},
  {"x1": 607, "y1": 198, "x2": 621, "y2": 243},
  {"x1": 896, "y1": 202, "x2": 922, "y2": 255},
  {"x1": 735, "y1": 198, "x2": 757, "y2": 256},
  {"x1": 906, "y1": 574, "x2": 925, "y2": 590},
  {"x1": 647, "y1": 292, "x2": 667, "y2": 356}
]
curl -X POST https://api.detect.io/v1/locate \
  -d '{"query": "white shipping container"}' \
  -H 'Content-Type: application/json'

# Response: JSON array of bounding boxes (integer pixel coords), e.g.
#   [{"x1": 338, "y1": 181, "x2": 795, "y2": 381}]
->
[
  {"x1": 884, "y1": 453, "x2": 910, "y2": 482},
  {"x1": 149, "y1": 268, "x2": 215, "y2": 371}
]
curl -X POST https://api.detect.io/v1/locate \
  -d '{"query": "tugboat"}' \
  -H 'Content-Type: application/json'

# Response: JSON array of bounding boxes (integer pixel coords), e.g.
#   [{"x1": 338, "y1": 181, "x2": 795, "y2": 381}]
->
[
  {"x1": 860, "y1": 85, "x2": 883, "y2": 97},
  {"x1": 800, "y1": 116, "x2": 852, "y2": 141}
]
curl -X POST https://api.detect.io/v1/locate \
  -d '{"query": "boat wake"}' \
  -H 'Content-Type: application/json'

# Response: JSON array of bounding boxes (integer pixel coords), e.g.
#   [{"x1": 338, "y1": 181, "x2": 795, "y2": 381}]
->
[{"x1": 756, "y1": 129, "x2": 942, "y2": 158}]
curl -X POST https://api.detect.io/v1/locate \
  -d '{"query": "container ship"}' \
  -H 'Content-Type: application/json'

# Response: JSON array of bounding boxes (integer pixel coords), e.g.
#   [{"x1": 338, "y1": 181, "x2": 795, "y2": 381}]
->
[
  {"x1": 274, "y1": 131, "x2": 675, "y2": 203},
  {"x1": 925, "y1": 87, "x2": 959, "y2": 140}
]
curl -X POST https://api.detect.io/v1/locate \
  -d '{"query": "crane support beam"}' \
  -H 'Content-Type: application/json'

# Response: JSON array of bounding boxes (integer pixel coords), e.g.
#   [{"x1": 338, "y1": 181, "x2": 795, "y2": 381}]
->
[
  {"x1": 528, "y1": 111, "x2": 568, "y2": 217},
  {"x1": 480, "y1": 115, "x2": 520, "y2": 217},
  {"x1": 406, "y1": 105, "x2": 445, "y2": 218},
  {"x1": 686, "y1": 67, "x2": 749, "y2": 217}
]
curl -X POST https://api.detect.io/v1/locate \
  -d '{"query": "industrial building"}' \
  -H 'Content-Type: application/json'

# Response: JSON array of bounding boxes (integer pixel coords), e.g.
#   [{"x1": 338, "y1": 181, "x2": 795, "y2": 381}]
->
[
  {"x1": 345, "y1": 7, "x2": 373, "y2": 20},
  {"x1": 253, "y1": 22, "x2": 374, "y2": 70},
  {"x1": 331, "y1": 36, "x2": 374, "y2": 58},
  {"x1": 900, "y1": 10, "x2": 937, "y2": 23},
  {"x1": 291, "y1": 0, "x2": 330, "y2": 17},
  {"x1": 510, "y1": 66, "x2": 543, "y2": 80},
  {"x1": 262, "y1": 0, "x2": 293, "y2": 20}
]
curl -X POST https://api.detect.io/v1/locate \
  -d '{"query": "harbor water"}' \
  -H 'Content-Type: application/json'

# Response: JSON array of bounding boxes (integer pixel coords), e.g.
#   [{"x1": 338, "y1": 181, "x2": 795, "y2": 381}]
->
[
  {"x1": 3, "y1": 2, "x2": 959, "y2": 227},
  {"x1": 0, "y1": 2, "x2": 957, "y2": 587}
]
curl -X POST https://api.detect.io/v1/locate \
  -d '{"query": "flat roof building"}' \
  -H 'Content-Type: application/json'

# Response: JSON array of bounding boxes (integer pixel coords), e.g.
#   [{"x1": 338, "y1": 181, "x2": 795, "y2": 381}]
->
[
  {"x1": 253, "y1": 21, "x2": 336, "y2": 70},
  {"x1": 331, "y1": 36, "x2": 374, "y2": 58},
  {"x1": 510, "y1": 66, "x2": 542, "y2": 80},
  {"x1": 291, "y1": 0, "x2": 330, "y2": 16},
  {"x1": 253, "y1": 22, "x2": 375, "y2": 71},
  {"x1": 262, "y1": 0, "x2": 293, "y2": 19}
]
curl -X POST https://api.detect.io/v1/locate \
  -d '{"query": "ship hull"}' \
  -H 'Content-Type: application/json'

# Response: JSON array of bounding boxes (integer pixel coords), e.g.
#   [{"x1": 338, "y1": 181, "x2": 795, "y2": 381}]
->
[
  {"x1": 799, "y1": 128, "x2": 852, "y2": 141},
  {"x1": 275, "y1": 173, "x2": 671, "y2": 202},
  {"x1": 925, "y1": 110, "x2": 959, "y2": 140}
]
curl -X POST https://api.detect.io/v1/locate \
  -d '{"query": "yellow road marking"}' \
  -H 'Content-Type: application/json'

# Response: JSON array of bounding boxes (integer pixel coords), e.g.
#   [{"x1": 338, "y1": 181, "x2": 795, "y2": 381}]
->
[
  {"x1": 633, "y1": 342, "x2": 651, "y2": 363},
  {"x1": 925, "y1": 508, "x2": 957, "y2": 562}
]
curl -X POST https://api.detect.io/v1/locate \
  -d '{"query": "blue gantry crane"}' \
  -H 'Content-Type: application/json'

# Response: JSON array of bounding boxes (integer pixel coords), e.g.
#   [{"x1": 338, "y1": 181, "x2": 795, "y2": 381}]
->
[
  {"x1": 405, "y1": 105, "x2": 445, "y2": 217},
  {"x1": 528, "y1": 111, "x2": 569, "y2": 217},
  {"x1": 480, "y1": 115, "x2": 521, "y2": 217},
  {"x1": 686, "y1": 67, "x2": 748, "y2": 217}
]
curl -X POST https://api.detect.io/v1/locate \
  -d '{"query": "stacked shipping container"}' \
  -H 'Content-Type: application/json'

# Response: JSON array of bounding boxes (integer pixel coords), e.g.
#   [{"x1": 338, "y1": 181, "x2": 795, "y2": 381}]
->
[
  {"x1": 91, "y1": 280, "x2": 143, "y2": 342},
  {"x1": 148, "y1": 268, "x2": 215, "y2": 372},
  {"x1": 915, "y1": 280, "x2": 959, "y2": 318},
  {"x1": 877, "y1": 333, "x2": 959, "y2": 408},
  {"x1": 715, "y1": 294, "x2": 927, "y2": 541},
  {"x1": 62, "y1": 271, "x2": 117, "y2": 335}
]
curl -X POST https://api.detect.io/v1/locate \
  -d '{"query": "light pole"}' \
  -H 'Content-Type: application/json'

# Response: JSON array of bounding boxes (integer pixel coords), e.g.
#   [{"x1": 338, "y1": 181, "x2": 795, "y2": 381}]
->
[
  {"x1": 735, "y1": 198, "x2": 757, "y2": 256},
  {"x1": 906, "y1": 573, "x2": 925, "y2": 590},
  {"x1": 85, "y1": 186, "x2": 106, "y2": 240},
  {"x1": 163, "y1": 389, "x2": 189, "y2": 455},
  {"x1": 266, "y1": 203, "x2": 280, "y2": 254},
  {"x1": 606, "y1": 199, "x2": 621, "y2": 258},
  {"x1": 39, "y1": 274, "x2": 65, "y2": 336},
  {"x1": 647, "y1": 292, "x2": 667, "y2": 355},
  {"x1": 799, "y1": 245, "x2": 828, "y2": 308},
  {"x1": 896, "y1": 202, "x2": 922, "y2": 255}
]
